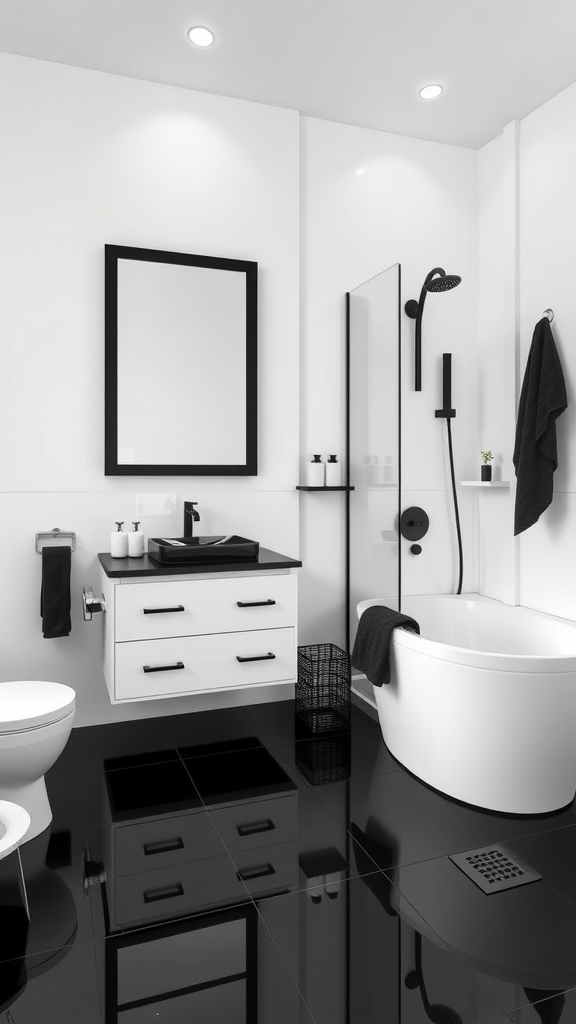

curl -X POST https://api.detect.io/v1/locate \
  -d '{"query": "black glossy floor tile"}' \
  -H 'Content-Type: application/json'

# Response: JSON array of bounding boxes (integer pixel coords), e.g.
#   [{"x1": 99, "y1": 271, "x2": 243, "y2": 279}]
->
[
  {"x1": 507, "y1": 825, "x2": 576, "y2": 907},
  {"x1": 102, "y1": 906, "x2": 317, "y2": 1024},
  {"x1": 76, "y1": 717, "x2": 178, "y2": 774},
  {"x1": 183, "y1": 743, "x2": 297, "y2": 804},
  {"x1": 163, "y1": 705, "x2": 269, "y2": 758},
  {"x1": 388, "y1": 853, "x2": 576, "y2": 1014},
  {"x1": 81, "y1": 759, "x2": 202, "y2": 828},
  {"x1": 0, "y1": 936, "x2": 103, "y2": 1023},
  {"x1": 182, "y1": 743, "x2": 382, "y2": 896},
  {"x1": 509, "y1": 988, "x2": 576, "y2": 1022},
  {"x1": 275, "y1": 727, "x2": 397, "y2": 785},
  {"x1": 257, "y1": 874, "x2": 507, "y2": 1024},
  {"x1": 349, "y1": 701, "x2": 382, "y2": 733},
  {"x1": 244, "y1": 698, "x2": 350, "y2": 745},
  {"x1": 451, "y1": 800, "x2": 576, "y2": 844},
  {"x1": 314, "y1": 765, "x2": 493, "y2": 869}
]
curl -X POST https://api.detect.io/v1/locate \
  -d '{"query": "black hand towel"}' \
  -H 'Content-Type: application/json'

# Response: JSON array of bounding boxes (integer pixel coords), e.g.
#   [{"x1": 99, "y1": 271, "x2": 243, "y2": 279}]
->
[
  {"x1": 40, "y1": 546, "x2": 72, "y2": 638},
  {"x1": 513, "y1": 317, "x2": 567, "y2": 536},
  {"x1": 352, "y1": 605, "x2": 419, "y2": 687}
]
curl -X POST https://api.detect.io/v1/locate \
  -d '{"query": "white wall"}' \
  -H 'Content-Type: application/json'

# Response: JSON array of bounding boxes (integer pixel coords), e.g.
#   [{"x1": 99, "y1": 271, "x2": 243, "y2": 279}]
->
[
  {"x1": 0, "y1": 53, "x2": 300, "y2": 725},
  {"x1": 478, "y1": 86, "x2": 576, "y2": 618},
  {"x1": 299, "y1": 116, "x2": 478, "y2": 647}
]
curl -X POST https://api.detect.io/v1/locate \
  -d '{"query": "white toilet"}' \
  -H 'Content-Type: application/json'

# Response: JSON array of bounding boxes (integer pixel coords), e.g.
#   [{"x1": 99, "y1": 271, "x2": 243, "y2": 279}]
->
[{"x1": 0, "y1": 681, "x2": 76, "y2": 843}]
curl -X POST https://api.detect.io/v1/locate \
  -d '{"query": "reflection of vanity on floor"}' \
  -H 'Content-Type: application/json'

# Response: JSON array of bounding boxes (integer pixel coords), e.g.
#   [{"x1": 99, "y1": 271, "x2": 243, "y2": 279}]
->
[
  {"x1": 90, "y1": 740, "x2": 299, "y2": 1021},
  {"x1": 97, "y1": 550, "x2": 301, "y2": 703}
]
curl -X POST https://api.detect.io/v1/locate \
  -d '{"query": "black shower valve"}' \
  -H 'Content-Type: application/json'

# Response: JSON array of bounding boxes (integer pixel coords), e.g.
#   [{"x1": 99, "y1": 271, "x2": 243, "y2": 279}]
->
[
  {"x1": 400, "y1": 507, "x2": 429, "y2": 542},
  {"x1": 410, "y1": 544, "x2": 422, "y2": 555}
]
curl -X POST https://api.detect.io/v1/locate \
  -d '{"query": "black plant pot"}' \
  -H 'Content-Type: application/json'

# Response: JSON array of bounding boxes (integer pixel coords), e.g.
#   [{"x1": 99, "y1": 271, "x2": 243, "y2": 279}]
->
[{"x1": 481, "y1": 465, "x2": 492, "y2": 482}]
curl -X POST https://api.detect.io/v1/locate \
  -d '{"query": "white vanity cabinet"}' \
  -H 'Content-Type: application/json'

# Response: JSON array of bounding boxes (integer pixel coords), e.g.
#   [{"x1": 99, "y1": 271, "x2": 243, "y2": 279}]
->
[{"x1": 98, "y1": 551, "x2": 300, "y2": 704}]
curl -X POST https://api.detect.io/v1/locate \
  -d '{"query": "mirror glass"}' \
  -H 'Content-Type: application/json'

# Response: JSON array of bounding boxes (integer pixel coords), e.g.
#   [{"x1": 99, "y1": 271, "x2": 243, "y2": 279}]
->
[{"x1": 105, "y1": 245, "x2": 257, "y2": 475}]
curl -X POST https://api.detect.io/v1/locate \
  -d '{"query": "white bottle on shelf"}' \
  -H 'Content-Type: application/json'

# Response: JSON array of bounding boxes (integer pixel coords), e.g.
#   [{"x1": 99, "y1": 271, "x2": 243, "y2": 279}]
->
[
  {"x1": 110, "y1": 522, "x2": 129, "y2": 558},
  {"x1": 128, "y1": 521, "x2": 145, "y2": 557},
  {"x1": 325, "y1": 455, "x2": 342, "y2": 486},
  {"x1": 307, "y1": 454, "x2": 325, "y2": 486}
]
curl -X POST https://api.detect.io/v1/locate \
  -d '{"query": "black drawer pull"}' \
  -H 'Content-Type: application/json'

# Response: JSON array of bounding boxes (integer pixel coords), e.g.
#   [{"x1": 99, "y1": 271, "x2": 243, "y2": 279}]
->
[
  {"x1": 236, "y1": 652, "x2": 276, "y2": 663},
  {"x1": 237, "y1": 819, "x2": 275, "y2": 837},
  {"x1": 236, "y1": 599, "x2": 276, "y2": 608},
  {"x1": 237, "y1": 863, "x2": 276, "y2": 882},
  {"x1": 143, "y1": 662, "x2": 185, "y2": 674},
  {"x1": 143, "y1": 837, "x2": 185, "y2": 856},
  {"x1": 143, "y1": 605, "x2": 185, "y2": 615},
  {"x1": 143, "y1": 883, "x2": 184, "y2": 903}
]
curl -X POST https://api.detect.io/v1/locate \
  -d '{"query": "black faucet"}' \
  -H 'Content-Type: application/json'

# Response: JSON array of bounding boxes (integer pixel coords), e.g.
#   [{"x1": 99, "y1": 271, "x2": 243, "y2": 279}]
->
[{"x1": 183, "y1": 501, "x2": 200, "y2": 539}]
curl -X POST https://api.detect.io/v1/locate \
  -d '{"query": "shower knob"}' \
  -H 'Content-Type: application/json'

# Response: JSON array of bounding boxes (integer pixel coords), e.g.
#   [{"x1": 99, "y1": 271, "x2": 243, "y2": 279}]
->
[
  {"x1": 410, "y1": 544, "x2": 422, "y2": 555},
  {"x1": 400, "y1": 507, "x2": 429, "y2": 542}
]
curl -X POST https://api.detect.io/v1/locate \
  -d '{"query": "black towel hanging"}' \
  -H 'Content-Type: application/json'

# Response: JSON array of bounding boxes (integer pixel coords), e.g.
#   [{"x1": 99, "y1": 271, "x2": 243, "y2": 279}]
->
[
  {"x1": 40, "y1": 546, "x2": 72, "y2": 638},
  {"x1": 513, "y1": 317, "x2": 567, "y2": 536}
]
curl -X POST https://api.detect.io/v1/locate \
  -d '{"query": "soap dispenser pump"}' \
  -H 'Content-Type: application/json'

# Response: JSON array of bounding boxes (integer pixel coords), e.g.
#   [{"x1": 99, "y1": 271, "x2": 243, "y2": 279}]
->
[
  {"x1": 128, "y1": 521, "x2": 145, "y2": 558},
  {"x1": 111, "y1": 522, "x2": 128, "y2": 558},
  {"x1": 325, "y1": 455, "x2": 341, "y2": 486},
  {"x1": 307, "y1": 454, "x2": 325, "y2": 487}
]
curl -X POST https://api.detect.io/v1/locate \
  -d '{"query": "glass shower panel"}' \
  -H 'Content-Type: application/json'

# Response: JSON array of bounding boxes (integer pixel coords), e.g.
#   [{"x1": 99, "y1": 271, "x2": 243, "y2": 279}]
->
[{"x1": 348, "y1": 264, "x2": 400, "y2": 648}]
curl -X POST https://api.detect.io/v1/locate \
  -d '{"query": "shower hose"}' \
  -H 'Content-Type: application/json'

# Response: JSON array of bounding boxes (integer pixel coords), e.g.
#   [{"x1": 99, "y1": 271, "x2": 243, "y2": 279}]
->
[{"x1": 445, "y1": 418, "x2": 463, "y2": 595}]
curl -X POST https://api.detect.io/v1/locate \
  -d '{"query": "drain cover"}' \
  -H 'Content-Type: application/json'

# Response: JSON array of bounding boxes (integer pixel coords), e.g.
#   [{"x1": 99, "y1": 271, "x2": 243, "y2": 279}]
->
[{"x1": 449, "y1": 844, "x2": 542, "y2": 894}]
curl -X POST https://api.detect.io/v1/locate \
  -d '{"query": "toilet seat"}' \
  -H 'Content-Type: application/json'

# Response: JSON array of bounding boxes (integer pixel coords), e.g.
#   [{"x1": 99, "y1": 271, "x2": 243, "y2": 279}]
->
[{"x1": 0, "y1": 681, "x2": 76, "y2": 734}]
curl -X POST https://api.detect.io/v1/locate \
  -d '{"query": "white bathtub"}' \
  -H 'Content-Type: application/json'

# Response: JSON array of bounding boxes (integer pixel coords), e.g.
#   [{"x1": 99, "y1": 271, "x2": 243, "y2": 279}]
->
[{"x1": 356, "y1": 594, "x2": 576, "y2": 814}]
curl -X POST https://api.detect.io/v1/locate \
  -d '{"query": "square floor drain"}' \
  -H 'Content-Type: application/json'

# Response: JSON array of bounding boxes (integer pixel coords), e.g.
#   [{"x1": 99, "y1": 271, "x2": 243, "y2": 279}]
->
[{"x1": 449, "y1": 844, "x2": 542, "y2": 894}]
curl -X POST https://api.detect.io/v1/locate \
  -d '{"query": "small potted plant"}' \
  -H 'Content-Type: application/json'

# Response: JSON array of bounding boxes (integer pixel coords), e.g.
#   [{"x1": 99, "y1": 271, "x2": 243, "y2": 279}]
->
[{"x1": 480, "y1": 450, "x2": 494, "y2": 482}]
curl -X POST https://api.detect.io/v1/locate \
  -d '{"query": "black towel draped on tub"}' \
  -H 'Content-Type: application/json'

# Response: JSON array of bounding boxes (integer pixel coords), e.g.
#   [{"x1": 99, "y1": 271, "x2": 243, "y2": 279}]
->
[
  {"x1": 40, "y1": 546, "x2": 72, "y2": 638},
  {"x1": 352, "y1": 605, "x2": 420, "y2": 687},
  {"x1": 513, "y1": 317, "x2": 567, "y2": 536}
]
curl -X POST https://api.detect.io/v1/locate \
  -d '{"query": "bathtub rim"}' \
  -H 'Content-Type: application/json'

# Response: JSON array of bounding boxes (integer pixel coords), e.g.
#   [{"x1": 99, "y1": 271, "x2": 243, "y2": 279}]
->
[{"x1": 356, "y1": 592, "x2": 576, "y2": 674}]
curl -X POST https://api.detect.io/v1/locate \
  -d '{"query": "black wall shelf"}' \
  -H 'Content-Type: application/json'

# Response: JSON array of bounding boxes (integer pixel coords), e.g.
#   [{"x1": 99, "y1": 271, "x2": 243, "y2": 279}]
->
[{"x1": 296, "y1": 485, "x2": 355, "y2": 492}]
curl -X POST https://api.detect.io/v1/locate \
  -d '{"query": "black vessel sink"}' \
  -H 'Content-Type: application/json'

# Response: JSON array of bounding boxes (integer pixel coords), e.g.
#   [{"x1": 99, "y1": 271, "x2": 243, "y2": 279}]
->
[{"x1": 148, "y1": 535, "x2": 260, "y2": 565}]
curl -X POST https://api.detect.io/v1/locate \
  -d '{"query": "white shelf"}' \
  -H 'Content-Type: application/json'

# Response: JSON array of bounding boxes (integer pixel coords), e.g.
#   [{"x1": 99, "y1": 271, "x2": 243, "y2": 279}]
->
[{"x1": 460, "y1": 480, "x2": 510, "y2": 488}]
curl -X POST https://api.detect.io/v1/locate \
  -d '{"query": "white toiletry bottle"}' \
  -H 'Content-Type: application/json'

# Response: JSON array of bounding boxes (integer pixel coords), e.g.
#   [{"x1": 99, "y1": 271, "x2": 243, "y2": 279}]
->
[
  {"x1": 325, "y1": 454, "x2": 341, "y2": 486},
  {"x1": 128, "y1": 521, "x2": 145, "y2": 558},
  {"x1": 307, "y1": 454, "x2": 325, "y2": 486},
  {"x1": 111, "y1": 522, "x2": 129, "y2": 558}
]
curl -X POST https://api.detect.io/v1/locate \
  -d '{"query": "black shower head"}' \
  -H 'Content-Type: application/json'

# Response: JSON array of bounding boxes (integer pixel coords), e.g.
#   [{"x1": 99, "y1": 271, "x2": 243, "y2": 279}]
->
[
  {"x1": 425, "y1": 273, "x2": 461, "y2": 293},
  {"x1": 404, "y1": 266, "x2": 462, "y2": 390}
]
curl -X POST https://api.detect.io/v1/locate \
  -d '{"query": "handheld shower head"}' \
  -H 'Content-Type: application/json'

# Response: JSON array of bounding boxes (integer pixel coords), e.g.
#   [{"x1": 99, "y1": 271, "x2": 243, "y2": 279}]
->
[{"x1": 405, "y1": 267, "x2": 462, "y2": 390}]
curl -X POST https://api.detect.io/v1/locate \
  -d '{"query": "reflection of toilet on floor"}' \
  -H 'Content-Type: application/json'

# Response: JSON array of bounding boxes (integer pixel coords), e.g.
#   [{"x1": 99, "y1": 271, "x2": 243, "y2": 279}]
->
[
  {"x1": 0, "y1": 821, "x2": 78, "y2": 1015},
  {"x1": 0, "y1": 681, "x2": 76, "y2": 842}
]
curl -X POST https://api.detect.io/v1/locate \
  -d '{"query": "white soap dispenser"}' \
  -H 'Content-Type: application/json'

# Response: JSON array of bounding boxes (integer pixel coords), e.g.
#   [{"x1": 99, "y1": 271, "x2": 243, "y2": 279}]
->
[
  {"x1": 325, "y1": 455, "x2": 341, "y2": 486},
  {"x1": 128, "y1": 521, "x2": 145, "y2": 558},
  {"x1": 307, "y1": 454, "x2": 325, "y2": 486},
  {"x1": 111, "y1": 522, "x2": 129, "y2": 558}
]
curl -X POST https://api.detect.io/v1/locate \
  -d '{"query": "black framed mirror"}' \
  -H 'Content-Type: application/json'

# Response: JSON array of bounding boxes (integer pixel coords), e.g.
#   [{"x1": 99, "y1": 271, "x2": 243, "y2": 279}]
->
[{"x1": 104, "y1": 245, "x2": 258, "y2": 475}]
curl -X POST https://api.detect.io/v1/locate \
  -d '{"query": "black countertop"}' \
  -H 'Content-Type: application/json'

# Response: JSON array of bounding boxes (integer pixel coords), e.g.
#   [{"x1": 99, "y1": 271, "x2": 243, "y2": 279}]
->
[{"x1": 98, "y1": 546, "x2": 302, "y2": 578}]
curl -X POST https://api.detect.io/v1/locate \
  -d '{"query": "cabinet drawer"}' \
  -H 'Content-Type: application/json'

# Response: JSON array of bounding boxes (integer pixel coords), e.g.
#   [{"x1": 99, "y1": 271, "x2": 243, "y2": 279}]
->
[
  {"x1": 210, "y1": 795, "x2": 296, "y2": 854},
  {"x1": 234, "y1": 841, "x2": 297, "y2": 896},
  {"x1": 115, "y1": 811, "x2": 224, "y2": 877},
  {"x1": 115, "y1": 574, "x2": 296, "y2": 641},
  {"x1": 114, "y1": 627, "x2": 296, "y2": 700},
  {"x1": 113, "y1": 855, "x2": 246, "y2": 927}
]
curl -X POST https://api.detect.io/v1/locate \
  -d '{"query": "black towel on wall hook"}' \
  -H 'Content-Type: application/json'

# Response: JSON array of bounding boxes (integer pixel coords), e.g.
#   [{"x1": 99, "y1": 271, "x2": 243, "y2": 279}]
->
[
  {"x1": 40, "y1": 545, "x2": 72, "y2": 638},
  {"x1": 513, "y1": 317, "x2": 567, "y2": 535}
]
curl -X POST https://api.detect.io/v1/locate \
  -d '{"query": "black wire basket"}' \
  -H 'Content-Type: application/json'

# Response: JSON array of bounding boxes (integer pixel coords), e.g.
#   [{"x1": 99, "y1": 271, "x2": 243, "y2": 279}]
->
[{"x1": 296, "y1": 643, "x2": 351, "y2": 735}]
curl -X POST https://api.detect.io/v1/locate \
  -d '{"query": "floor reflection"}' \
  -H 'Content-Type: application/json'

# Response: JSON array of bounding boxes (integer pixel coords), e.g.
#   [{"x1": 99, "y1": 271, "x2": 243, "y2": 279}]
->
[{"x1": 2, "y1": 700, "x2": 576, "y2": 1022}]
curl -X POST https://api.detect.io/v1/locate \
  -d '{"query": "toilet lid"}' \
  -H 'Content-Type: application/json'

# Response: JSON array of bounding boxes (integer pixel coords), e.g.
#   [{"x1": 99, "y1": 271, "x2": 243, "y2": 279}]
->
[{"x1": 0, "y1": 681, "x2": 76, "y2": 732}]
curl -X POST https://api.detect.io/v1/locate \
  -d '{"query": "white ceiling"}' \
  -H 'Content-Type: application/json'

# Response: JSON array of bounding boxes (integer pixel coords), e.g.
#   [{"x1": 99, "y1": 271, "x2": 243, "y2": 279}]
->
[{"x1": 1, "y1": 0, "x2": 575, "y2": 148}]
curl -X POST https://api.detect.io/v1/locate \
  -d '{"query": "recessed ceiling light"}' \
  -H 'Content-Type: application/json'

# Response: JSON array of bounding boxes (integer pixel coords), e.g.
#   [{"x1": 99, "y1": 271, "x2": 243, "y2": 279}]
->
[
  {"x1": 419, "y1": 84, "x2": 443, "y2": 100},
  {"x1": 187, "y1": 26, "x2": 215, "y2": 47},
  {"x1": 356, "y1": 168, "x2": 366, "y2": 175}
]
